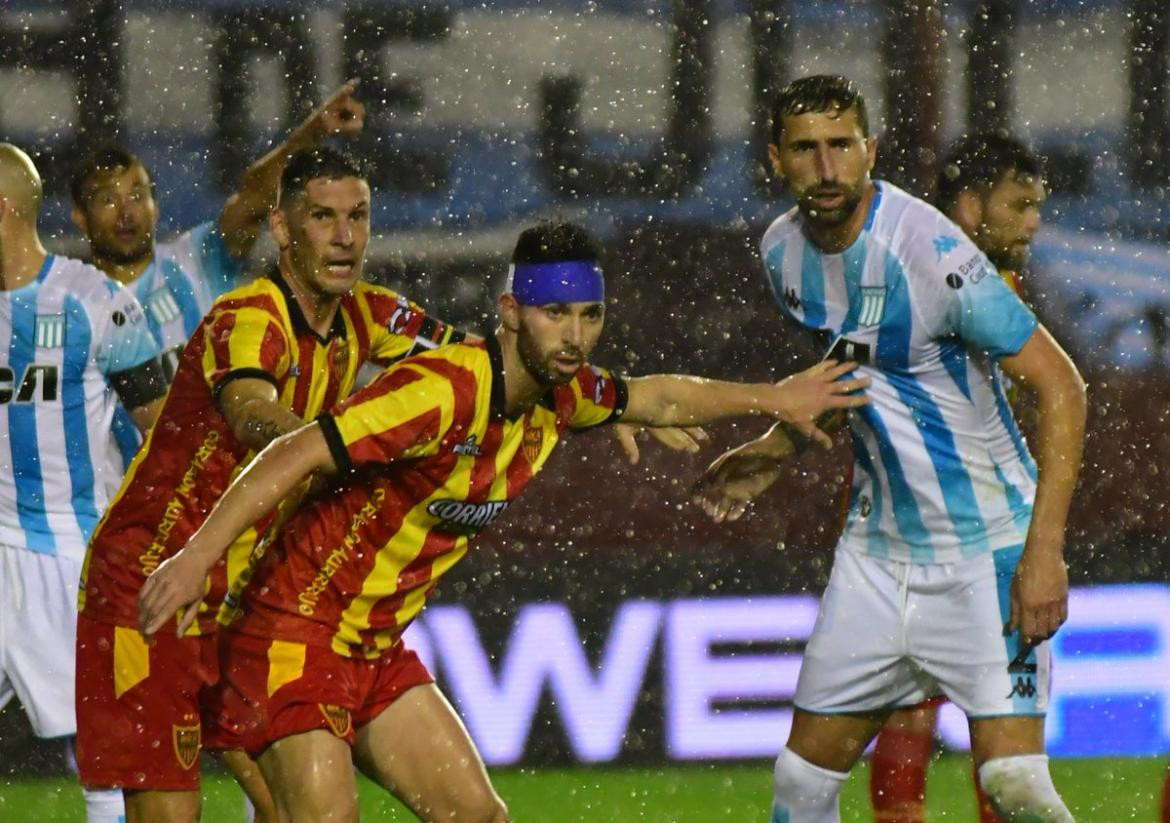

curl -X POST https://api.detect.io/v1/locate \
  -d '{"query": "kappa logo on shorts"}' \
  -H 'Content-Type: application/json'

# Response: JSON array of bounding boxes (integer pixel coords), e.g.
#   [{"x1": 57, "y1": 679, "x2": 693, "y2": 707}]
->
[
  {"x1": 319, "y1": 704, "x2": 353, "y2": 738},
  {"x1": 172, "y1": 724, "x2": 201, "y2": 770}
]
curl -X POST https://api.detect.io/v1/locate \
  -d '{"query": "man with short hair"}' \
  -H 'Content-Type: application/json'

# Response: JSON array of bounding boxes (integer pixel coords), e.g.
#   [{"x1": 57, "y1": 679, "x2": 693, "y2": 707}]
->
[
  {"x1": 694, "y1": 75, "x2": 1086, "y2": 822},
  {"x1": 0, "y1": 143, "x2": 167, "y2": 823},
  {"x1": 869, "y1": 130, "x2": 1048, "y2": 823},
  {"x1": 136, "y1": 219, "x2": 870, "y2": 823},
  {"x1": 76, "y1": 146, "x2": 464, "y2": 823},
  {"x1": 70, "y1": 81, "x2": 364, "y2": 459}
]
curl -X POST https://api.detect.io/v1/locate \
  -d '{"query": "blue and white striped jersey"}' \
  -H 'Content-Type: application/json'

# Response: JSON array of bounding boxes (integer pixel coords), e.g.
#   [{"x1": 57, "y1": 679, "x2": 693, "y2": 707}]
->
[
  {"x1": 0, "y1": 255, "x2": 160, "y2": 558},
  {"x1": 112, "y1": 221, "x2": 242, "y2": 459},
  {"x1": 761, "y1": 182, "x2": 1039, "y2": 564}
]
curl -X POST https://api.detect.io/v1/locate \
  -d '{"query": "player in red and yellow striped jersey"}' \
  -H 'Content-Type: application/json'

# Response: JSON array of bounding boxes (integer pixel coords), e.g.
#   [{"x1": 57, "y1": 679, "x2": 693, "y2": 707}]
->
[
  {"x1": 138, "y1": 220, "x2": 870, "y2": 823},
  {"x1": 75, "y1": 148, "x2": 463, "y2": 822},
  {"x1": 869, "y1": 132, "x2": 1046, "y2": 823}
]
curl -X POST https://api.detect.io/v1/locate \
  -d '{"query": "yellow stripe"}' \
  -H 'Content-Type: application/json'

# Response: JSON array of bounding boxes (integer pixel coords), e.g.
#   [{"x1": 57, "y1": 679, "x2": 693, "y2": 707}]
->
[
  {"x1": 113, "y1": 626, "x2": 151, "y2": 699},
  {"x1": 266, "y1": 640, "x2": 306, "y2": 697}
]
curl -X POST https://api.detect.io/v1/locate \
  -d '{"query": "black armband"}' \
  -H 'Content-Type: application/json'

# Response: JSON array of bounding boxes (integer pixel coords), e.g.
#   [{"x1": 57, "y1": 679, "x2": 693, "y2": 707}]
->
[
  {"x1": 315, "y1": 413, "x2": 353, "y2": 474},
  {"x1": 110, "y1": 358, "x2": 168, "y2": 409}
]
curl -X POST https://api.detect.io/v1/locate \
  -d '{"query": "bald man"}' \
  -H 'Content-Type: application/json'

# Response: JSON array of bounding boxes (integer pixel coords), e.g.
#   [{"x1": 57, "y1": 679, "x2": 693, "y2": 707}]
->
[{"x1": 0, "y1": 144, "x2": 167, "y2": 823}]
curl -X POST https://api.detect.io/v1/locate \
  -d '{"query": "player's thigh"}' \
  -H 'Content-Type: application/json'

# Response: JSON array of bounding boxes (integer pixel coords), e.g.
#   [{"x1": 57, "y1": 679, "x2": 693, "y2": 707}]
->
[
  {"x1": 884, "y1": 699, "x2": 941, "y2": 734},
  {"x1": 4, "y1": 546, "x2": 80, "y2": 737},
  {"x1": 258, "y1": 729, "x2": 358, "y2": 823},
  {"x1": 352, "y1": 683, "x2": 505, "y2": 822},
  {"x1": 124, "y1": 789, "x2": 200, "y2": 823},
  {"x1": 218, "y1": 748, "x2": 277, "y2": 823},
  {"x1": 787, "y1": 708, "x2": 888, "y2": 773},
  {"x1": 968, "y1": 715, "x2": 1046, "y2": 767}
]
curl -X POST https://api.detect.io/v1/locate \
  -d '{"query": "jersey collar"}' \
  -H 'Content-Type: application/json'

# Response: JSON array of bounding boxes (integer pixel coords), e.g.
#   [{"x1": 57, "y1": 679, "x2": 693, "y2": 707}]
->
[{"x1": 268, "y1": 268, "x2": 348, "y2": 344}]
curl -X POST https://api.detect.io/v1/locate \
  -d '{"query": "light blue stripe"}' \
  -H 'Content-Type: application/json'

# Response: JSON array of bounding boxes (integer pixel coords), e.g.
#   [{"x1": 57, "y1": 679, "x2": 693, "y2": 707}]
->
[
  {"x1": 771, "y1": 803, "x2": 790, "y2": 823},
  {"x1": 938, "y1": 340, "x2": 972, "y2": 402},
  {"x1": 850, "y1": 430, "x2": 890, "y2": 558},
  {"x1": 111, "y1": 406, "x2": 142, "y2": 466},
  {"x1": 877, "y1": 253, "x2": 989, "y2": 558},
  {"x1": 161, "y1": 260, "x2": 204, "y2": 337},
  {"x1": 854, "y1": 404, "x2": 932, "y2": 561},
  {"x1": 990, "y1": 368, "x2": 1038, "y2": 481},
  {"x1": 993, "y1": 545, "x2": 1042, "y2": 714},
  {"x1": 800, "y1": 240, "x2": 826, "y2": 329},
  {"x1": 9, "y1": 272, "x2": 53, "y2": 553},
  {"x1": 994, "y1": 464, "x2": 1033, "y2": 533},
  {"x1": 132, "y1": 264, "x2": 167, "y2": 347},
  {"x1": 836, "y1": 238, "x2": 868, "y2": 336},
  {"x1": 765, "y1": 240, "x2": 787, "y2": 312},
  {"x1": 62, "y1": 296, "x2": 99, "y2": 541},
  {"x1": 198, "y1": 223, "x2": 242, "y2": 297}
]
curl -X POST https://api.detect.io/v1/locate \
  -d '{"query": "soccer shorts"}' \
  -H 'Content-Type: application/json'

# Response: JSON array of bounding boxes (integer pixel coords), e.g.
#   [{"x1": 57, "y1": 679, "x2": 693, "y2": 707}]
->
[
  {"x1": 75, "y1": 615, "x2": 218, "y2": 790},
  {"x1": 794, "y1": 545, "x2": 1050, "y2": 718},
  {"x1": 0, "y1": 544, "x2": 83, "y2": 738},
  {"x1": 206, "y1": 629, "x2": 433, "y2": 758}
]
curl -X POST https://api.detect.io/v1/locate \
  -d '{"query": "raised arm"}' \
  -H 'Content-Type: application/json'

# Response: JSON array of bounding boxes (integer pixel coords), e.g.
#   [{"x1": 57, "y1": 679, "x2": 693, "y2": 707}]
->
[
  {"x1": 218, "y1": 79, "x2": 366, "y2": 259},
  {"x1": 998, "y1": 324, "x2": 1087, "y2": 647},
  {"x1": 621, "y1": 359, "x2": 867, "y2": 448},
  {"x1": 137, "y1": 422, "x2": 337, "y2": 638},
  {"x1": 217, "y1": 377, "x2": 309, "y2": 452}
]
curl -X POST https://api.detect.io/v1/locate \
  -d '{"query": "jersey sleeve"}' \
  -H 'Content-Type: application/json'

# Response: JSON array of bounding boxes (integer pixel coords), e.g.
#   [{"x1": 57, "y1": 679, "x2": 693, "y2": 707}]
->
[
  {"x1": 318, "y1": 360, "x2": 458, "y2": 473},
  {"x1": 361, "y1": 290, "x2": 467, "y2": 366},
  {"x1": 201, "y1": 301, "x2": 292, "y2": 397},
  {"x1": 160, "y1": 221, "x2": 244, "y2": 300},
  {"x1": 914, "y1": 215, "x2": 1038, "y2": 359},
  {"x1": 565, "y1": 365, "x2": 628, "y2": 430},
  {"x1": 93, "y1": 280, "x2": 163, "y2": 376}
]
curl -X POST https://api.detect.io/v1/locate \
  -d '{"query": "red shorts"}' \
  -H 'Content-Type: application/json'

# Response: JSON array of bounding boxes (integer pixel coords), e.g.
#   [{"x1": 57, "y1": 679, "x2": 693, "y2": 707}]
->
[
  {"x1": 75, "y1": 614, "x2": 218, "y2": 791},
  {"x1": 205, "y1": 629, "x2": 433, "y2": 758}
]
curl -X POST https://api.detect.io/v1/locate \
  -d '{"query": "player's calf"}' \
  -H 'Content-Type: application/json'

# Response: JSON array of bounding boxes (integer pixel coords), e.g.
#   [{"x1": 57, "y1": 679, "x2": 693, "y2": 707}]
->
[
  {"x1": 977, "y1": 755, "x2": 1073, "y2": 822},
  {"x1": 772, "y1": 746, "x2": 849, "y2": 823}
]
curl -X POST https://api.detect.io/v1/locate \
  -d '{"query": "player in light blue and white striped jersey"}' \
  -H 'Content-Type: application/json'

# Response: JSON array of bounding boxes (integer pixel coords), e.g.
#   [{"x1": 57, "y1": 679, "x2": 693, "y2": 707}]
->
[
  {"x1": 0, "y1": 143, "x2": 166, "y2": 823},
  {"x1": 695, "y1": 77, "x2": 1086, "y2": 823},
  {"x1": 69, "y1": 81, "x2": 367, "y2": 462}
]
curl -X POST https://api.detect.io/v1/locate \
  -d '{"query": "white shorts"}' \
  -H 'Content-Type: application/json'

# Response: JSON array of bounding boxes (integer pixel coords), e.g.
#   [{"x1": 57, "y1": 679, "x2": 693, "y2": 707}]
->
[
  {"x1": 794, "y1": 545, "x2": 1050, "y2": 718},
  {"x1": 0, "y1": 544, "x2": 82, "y2": 738}
]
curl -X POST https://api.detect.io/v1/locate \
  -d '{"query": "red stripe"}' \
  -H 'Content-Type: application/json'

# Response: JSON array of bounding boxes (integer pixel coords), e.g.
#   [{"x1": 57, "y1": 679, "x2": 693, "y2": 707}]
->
[
  {"x1": 209, "y1": 312, "x2": 238, "y2": 376},
  {"x1": 290, "y1": 337, "x2": 314, "y2": 415}
]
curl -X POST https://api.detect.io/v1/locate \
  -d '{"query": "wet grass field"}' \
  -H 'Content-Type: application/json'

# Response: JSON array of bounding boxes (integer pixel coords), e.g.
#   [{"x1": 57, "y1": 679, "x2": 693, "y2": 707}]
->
[{"x1": 0, "y1": 756, "x2": 1163, "y2": 820}]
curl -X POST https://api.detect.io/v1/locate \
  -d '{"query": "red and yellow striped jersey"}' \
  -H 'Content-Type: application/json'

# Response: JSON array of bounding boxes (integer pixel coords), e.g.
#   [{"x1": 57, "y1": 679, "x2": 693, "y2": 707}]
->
[
  {"x1": 221, "y1": 337, "x2": 626, "y2": 659},
  {"x1": 79, "y1": 271, "x2": 462, "y2": 631}
]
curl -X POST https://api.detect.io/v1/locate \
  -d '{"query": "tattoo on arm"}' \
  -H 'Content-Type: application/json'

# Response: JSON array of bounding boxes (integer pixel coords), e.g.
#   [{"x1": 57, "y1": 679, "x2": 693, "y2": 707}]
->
[{"x1": 242, "y1": 415, "x2": 292, "y2": 447}]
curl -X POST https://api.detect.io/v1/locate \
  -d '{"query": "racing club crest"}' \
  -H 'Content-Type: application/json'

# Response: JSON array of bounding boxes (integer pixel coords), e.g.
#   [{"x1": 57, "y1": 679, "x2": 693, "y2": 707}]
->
[
  {"x1": 522, "y1": 424, "x2": 544, "y2": 464},
  {"x1": 172, "y1": 724, "x2": 201, "y2": 770}
]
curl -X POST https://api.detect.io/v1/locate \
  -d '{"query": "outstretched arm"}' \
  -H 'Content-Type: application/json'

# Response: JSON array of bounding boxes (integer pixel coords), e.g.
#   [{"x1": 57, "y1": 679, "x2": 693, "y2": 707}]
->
[
  {"x1": 999, "y1": 325, "x2": 1086, "y2": 648},
  {"x1": 621, "y1": 359, "x2": 867, "y2": 448},
  {"x1": 218, "y1": 79, "x2": 366, "y2": 259},
  {"x1": 137, "y1": 423, "x2": 337, "y2": 638}
]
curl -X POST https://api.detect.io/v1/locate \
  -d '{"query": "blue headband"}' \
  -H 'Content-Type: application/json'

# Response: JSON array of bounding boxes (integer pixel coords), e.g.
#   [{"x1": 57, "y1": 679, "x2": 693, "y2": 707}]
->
[{"x1": 507, "y1": 261, "x2": 605, "y2": 305}]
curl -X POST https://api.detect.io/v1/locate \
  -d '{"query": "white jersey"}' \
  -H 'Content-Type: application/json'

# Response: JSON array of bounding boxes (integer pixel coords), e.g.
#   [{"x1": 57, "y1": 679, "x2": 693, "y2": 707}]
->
[
  {"x1": 761, "y1": 182, "x2": 1039, "y2": 564},
  {"x1": 112, "y1": 221, "x2": 242, "y2": 458},
  {"x1": 0, "y1": 255, "x2": 160, "y2": 559}
]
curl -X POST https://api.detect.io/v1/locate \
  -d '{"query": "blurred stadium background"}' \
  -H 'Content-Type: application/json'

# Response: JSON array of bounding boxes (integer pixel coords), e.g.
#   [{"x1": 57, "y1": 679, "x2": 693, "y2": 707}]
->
[{"x1": 3, "y1": 0, "x2": 1170, "y2": 818}]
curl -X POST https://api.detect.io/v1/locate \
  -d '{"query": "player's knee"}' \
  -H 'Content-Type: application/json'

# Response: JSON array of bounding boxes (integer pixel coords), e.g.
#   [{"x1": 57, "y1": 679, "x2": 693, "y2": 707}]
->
[
  {"x1": 450, "y1": 782, "x2": 509, "y2": 823},
  {"x1": 773, "y1": 746, "x2": 848, "y2": 822},
  {"x1": 977, "y1": 755, "x2": 1073, "y2": 822}
]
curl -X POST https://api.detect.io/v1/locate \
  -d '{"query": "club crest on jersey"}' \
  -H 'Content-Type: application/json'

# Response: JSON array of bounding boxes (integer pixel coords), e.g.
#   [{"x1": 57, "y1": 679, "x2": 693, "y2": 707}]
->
[
  {"x1": 388, "y1": 299, "x2": 415, "y2": 335},
  {"x1": 318, "y1": 704, "x2": 353, "y2": 738},
  {"x1": 523, "y1": 424, "x2": 544, "y2": 464},
  {"x1": 33, "y1": 314, "x2": 65, "y2": 348},
  {"x1": 331, "y1": 339, "x2": 349, "y2": 371},
  {"x1": 148, "y1": 289, "x2": 182, "y2": 326},
  {"x1": 858, "y1": 287, "x2": 886, "y2": 327},
  {"x1": 172, "y1": 724, "x2": 200, "y2": 770}
]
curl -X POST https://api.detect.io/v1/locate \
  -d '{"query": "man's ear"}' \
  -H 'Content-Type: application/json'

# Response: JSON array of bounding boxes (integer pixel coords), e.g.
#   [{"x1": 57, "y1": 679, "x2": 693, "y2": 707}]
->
[
  {"x1": 70, "y1": 204, "x2": 87, "y2": 235},
  {"x1": 270, "y1": 208, "x2": 290, "y2": 250},
  {"x1": 952, "y1": 190, "x2": 984, "y2": 236},
  {"x1": 865, "y1": 136, "x2": 877, "y2": 172},
  {"x1": 498, "y1": 293, "x2": 521, "y2": 332},
  {"x1": 767, "y1": 143, "x2": 785, "y2": 181}
]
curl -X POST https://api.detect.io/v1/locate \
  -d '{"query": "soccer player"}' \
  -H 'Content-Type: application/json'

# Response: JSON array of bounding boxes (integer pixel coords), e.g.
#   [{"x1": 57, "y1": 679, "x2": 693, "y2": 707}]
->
[
  {"x1": 135, "y1": 220, "x2": 870, "y2": 823},
  {"x1": 0, "y1": 143, "x2": 166, "y2": 823},
  {"x1": 70, "y1": 80, "x2": 364, "y2": 457},
  {"x1": 869, "y1": 132, "x2": 1047, "y2": 823},
  {"x1": 75, "y1": 147, "x2": 464, "y2": 823},
  {"x1": 693, "y1": 76, "x2": 1086, "y2": 822}
]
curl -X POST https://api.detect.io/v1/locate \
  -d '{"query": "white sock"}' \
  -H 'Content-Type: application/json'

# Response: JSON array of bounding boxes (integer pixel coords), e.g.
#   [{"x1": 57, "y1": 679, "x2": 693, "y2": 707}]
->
[
  {"x1": 772, "y1": 746, "x2": 849, "y2": 823},
  {"x1": 83, "y1": 787, "x2": 126, "y2": 823},
  {"x1": 978, "y1": 754, "x2": 1074, "y2": 822}
]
